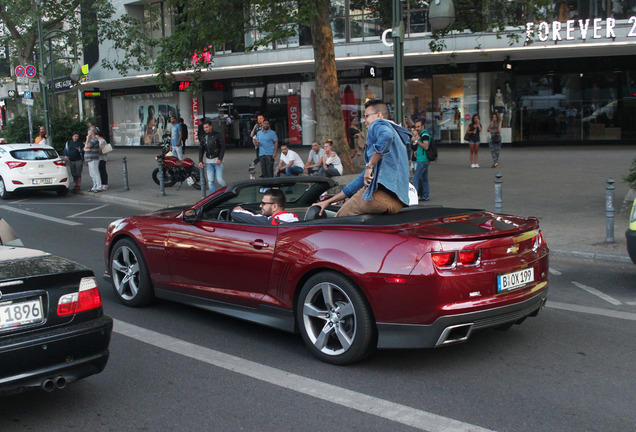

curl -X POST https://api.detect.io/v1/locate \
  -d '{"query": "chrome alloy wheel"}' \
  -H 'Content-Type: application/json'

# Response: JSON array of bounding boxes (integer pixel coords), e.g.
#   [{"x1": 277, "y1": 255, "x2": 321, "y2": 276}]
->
[
  {"x1": 111, "y1": 244, "x2": 141, "y2": 301},
  {"x1": 301, "y1": 281, "x2": 357, "y2": 356}
]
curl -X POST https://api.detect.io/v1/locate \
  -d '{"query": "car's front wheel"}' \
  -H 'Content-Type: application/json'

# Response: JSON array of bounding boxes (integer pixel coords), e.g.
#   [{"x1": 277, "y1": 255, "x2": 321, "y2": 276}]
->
[
  {"x1": 110, "y1": 238, "x2": 154, "y2": 307},
  {"x1": 297, "y1": 272, "x2": 376, "y2": 365},
  {"x1": 0, "y1": 177, "x2": 11, "y2": 200}
]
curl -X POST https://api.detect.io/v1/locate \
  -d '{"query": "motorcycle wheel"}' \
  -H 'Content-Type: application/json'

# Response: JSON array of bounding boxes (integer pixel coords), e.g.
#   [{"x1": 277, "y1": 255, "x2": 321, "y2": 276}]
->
[
  {"x1": 189, "y1": 168, "x2": 201, "y2": 190},
  {"x1": 152, "y1": 167, "x2": 176, "y2": 187}
]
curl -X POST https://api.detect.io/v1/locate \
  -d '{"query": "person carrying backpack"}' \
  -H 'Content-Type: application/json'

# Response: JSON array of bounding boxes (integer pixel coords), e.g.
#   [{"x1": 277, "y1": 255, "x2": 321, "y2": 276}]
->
[{"x1": 413, "y1": 119, "x2": 431, "y2": 201}]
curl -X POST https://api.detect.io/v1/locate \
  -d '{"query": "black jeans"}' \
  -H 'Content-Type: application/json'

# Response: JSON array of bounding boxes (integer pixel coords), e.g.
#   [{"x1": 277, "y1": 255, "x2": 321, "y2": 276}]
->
[
  {"x1": 259, "y1": 155, "x2": 274, "y2": 178},
  {"x1": 99, "y1": 160, "x2": 108, "y2": 186}
]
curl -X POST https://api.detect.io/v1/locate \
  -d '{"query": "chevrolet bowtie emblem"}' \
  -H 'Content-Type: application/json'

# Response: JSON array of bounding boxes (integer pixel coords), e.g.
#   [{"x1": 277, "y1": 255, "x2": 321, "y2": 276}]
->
[{"x1": 507, "y1": 245, "x2": 520, "y2": 254}]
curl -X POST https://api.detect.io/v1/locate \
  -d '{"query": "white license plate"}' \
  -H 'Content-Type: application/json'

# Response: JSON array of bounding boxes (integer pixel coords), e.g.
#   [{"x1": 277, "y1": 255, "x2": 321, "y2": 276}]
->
[
  {"x1": 185, "y1": 176, "x2": 195, "y2": 185},
  {"x1": 0, "y1": 298, "x2": 44, "y2": 330},
  {"x1": 32, "y1": 178, "x2": 53, "y2": 185},
  {"x1": 497, "y1": 268, "x2": 534, "y2": 292}
]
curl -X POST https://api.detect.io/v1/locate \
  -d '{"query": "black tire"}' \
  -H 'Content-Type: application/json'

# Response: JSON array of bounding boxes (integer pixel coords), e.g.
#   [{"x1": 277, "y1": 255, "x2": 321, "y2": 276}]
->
[
  {"x1": 296, "y1": 271, "x2": 376, "y2": 365},
  {"x1": 109, "y1": 238, "x2": 154, "y2": 307},
  {"x1": 152, "y1": 167, "x2": 176, "y2": 187},
  {"x1": 189, "y1": 168, "x2": 201, "y2": 190},
  {"x1": 57, "y1": 187, "x2": 69, "y2": 197},
  {"x1": 0, "y1": 177, "x2": 11, "y2": 200}
]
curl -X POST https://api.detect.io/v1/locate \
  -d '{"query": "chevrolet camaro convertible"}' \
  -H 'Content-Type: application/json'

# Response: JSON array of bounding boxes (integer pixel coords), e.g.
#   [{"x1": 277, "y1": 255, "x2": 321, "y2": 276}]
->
[{"x1": 104, "y1": 177, "x2": 549, "y2": 364}]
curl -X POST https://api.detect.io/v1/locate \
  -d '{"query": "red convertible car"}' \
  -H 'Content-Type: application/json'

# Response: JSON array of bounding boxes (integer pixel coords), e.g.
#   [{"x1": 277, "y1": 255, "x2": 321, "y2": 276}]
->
[{"x1": 104, "y1": 177, "x2": 549, "y2": 364}]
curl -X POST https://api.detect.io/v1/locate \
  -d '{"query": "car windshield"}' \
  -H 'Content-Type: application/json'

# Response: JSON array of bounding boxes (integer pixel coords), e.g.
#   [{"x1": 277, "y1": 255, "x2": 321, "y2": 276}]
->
[
  {"x1": 224, "y1": 182, "x2": 319, "y2": 207},
  {"x1": 10, "y1": 149, "x2": 59, "y2": 161}
]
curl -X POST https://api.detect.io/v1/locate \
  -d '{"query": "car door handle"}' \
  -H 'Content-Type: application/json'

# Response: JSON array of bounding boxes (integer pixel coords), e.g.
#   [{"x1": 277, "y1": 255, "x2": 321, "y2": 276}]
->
[{"x1": 250, "y1": 239, "x2": 269, "y2": 249}]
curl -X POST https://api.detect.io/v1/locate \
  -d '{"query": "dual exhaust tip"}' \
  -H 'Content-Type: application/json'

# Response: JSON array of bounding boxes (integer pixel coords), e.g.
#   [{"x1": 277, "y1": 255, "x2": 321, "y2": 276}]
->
[{"x1": 41, "y1": 376, "x2": 67, "y2": 392}]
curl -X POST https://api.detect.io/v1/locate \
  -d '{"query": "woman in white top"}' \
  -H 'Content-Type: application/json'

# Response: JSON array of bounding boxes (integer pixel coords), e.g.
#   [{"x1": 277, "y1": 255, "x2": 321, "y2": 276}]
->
[{"x1": 317, "y1": 139, "x2": 343, "y2": 177}]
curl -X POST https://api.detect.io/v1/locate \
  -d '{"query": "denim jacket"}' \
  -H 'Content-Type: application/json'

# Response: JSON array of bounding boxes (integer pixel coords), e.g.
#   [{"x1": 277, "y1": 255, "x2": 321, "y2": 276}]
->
[{"x1": 342, "y1": 119, "x2": 411, "y2": 205}]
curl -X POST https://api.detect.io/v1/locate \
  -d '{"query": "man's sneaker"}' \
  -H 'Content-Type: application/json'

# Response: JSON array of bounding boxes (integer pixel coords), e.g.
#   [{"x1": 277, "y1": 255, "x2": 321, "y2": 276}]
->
[{"x1": 102, "y1": 185, "x2": 108, "y2": 191}]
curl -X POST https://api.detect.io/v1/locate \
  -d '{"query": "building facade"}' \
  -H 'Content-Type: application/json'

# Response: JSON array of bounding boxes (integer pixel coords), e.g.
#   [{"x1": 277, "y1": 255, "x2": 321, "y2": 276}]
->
[{"x1": 81, "y1": 0, "x2": 636, "y2": 149}]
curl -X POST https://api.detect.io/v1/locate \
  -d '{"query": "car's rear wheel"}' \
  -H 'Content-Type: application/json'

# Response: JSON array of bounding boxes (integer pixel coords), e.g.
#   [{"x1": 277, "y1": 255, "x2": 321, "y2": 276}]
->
[
  {"x1": 297, "y1": 272, "x2": 376, "y2": 365},
  {"x1": 57, "y1": 187, "x2": 69, "y2": 197},
  {"x1": 0, "y1": 177, "x2": 11, "y2": 200},
  {"x1": 110, "y1": 238, "x2": 154, "y2": 307}
]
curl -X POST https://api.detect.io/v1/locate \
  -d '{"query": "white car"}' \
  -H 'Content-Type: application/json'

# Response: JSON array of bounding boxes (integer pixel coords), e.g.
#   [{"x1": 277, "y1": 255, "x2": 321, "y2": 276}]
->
[{"x1": 0, "y1": 143, "x2": 70, "y2": 199}]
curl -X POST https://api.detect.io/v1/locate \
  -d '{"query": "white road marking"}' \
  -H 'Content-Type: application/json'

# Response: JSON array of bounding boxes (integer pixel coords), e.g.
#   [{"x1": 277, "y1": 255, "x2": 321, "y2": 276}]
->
[
  {"x1": 0, "y1": 205, "x2": 81, "y2": 226},
  {"x1": 113, "y1": 319, "x2": 496, "y2": 432},
  {"x1": 549, "y1": 268, "x2": 562, "y2": 276},
  {"x1": 626, "y1": 301, "x2": 636, "y2": 306},
  {"x1": 68, "y1": 204, "x2": 109, "y2": 218},
  {"x1": 547, "y1": 301, "x2": 636, "y2": 321},
  {"x1": 571, "y1": 281, "x2": 622, "y2": 306},
  {"x1": 91, "y1": 228, "x2": 107, "y2": 233}
]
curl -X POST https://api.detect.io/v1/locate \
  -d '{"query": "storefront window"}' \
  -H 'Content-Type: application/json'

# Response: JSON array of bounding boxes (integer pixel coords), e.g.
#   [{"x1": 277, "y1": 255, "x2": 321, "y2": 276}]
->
[
  {"x1": 432, "y1": 74, "x2": 478, "y2": 143},
  {"x1": 111, "y1": 92, "x2": 180, "y2": 146}
]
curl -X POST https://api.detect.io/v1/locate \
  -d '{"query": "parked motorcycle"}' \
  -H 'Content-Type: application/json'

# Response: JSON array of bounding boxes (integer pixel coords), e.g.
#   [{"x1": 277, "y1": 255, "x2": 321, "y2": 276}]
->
[{"x1": 152, "y1": 135, "x2": 201, "y2": 190}]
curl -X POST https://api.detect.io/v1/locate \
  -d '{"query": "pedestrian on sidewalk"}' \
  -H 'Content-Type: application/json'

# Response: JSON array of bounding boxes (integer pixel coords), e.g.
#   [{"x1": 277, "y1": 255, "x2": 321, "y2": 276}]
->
[
  {"x1": 198, "y1": 119, "x2": 226, "y2": 195},
  {"x1": 254, "y1": 120, "x2": 278, "y2": 178},
  {"x1": 179, "y1": 118, "x2": 188, "y2": 154},
  {"x1": 467, "y1": 114, "x2": 482, "y2": 168},
  {"x1": 275, "y1": 144, "x2": 304, "y2": 177},
  {"x1": 96, "y1": 128, "x2": 109, "y2": 191},
  {"x1": 487, "y1": 113, "x2": 502, "y2": 168},
  {"x1": 413, "y1": 119, "x2": 430, "y2": 201},
  {"x1": 304, "y1": 141, "x2": 324, "y2": 175},
  {"x1": 63, "y1": 132, "x2": 84, "y2": 192},
  {"x1": 317, "y1": 139, "x2": 343, "y2": 178},
  {"x1": 249, "y1": 115, "x2": 264, "y2": 169},
  {"x1": 170, "y1": 116, "x2": 183, "y2": 160},
  {"x1": 84, "y1": 129, "x2": 102, "y2": 193}
]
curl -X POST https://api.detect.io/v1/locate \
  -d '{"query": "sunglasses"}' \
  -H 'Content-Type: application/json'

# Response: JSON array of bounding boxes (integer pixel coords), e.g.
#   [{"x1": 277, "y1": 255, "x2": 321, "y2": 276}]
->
[{"x1": 260, "y1": 201, "x2": 275, "y2": 205}]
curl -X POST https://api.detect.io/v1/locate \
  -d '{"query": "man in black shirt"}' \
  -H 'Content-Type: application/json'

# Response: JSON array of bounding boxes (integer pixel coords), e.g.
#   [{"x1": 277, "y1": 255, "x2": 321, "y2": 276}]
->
[{"x1": 63, "y1": 132, "x2": 84, "y2": 192}]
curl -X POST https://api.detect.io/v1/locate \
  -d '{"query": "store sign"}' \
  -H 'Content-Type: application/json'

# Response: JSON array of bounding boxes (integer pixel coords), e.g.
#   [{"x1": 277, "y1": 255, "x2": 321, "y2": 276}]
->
[
  {"x1": 178, "y1": 81, "x2": 191, "y2": 91},
  {"x1": 83, "y1": 91, "x2": 102, "y2": 98},
  {"x1": 287, "y1": 95, "x2": 301, "y2": 145},
  {"x1": 54, "y1": 79, "x2": 73, "y2": 90},
  {"x1": 526, "y1": 17, "x2": 636, "y2": 42},
  {"x1": 191, "y1": 97, "x2": 200, "y2": 143},
  {"x1": 267, "y1": 97, "x2": 285, "y2": 105}
]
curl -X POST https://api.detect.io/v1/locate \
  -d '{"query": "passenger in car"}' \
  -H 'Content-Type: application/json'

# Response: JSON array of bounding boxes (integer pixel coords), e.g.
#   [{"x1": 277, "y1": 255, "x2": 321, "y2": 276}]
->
[
  {"x1": 314, "y1": 99, "x2": 411, "y2": 217},
  {"x1": 231, "y1": 188, "x2": 299, "y2": 226}
]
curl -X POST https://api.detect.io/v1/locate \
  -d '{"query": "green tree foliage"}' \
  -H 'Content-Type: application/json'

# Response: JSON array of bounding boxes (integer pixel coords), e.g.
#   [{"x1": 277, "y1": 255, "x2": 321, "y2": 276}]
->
[
  {"x1": 625, "y1": 157, "x2": 636, "y2": 189},
  {"x1": 3, "y1": 113, "x2": 89, "y2": 152}
]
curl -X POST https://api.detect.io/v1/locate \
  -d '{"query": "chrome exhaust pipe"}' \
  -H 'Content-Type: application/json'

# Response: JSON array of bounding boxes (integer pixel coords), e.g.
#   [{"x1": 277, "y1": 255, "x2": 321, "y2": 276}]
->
[
  {"x1": 435, "y1": 323, "x2": 474, "y2": 346},
  {"x1": 55, "y1": 376, "x2": 67, "y2": 389},
  {"x1": 41, "y1": 379, "x2": 56, "y2": 392}
]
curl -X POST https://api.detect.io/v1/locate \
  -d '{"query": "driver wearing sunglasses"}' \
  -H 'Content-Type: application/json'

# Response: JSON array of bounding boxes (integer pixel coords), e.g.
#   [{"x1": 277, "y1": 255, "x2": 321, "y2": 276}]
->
[{"x1": 232, "y1": 188, "x2": 299, "y2": 225}]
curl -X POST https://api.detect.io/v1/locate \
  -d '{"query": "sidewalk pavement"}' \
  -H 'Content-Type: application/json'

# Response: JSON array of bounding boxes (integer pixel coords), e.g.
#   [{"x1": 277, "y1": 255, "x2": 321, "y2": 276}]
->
[{"x1": 79, "y1": 144, "x2": 636, "y2": 264}]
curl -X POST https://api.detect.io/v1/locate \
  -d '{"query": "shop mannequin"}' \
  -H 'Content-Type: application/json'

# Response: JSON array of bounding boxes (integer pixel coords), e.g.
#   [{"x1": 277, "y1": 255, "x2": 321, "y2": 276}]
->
[
  {"x1": 493, "y1": 87, "x2": 506, "y2": 127},
  {"x1": 503, "y1": 83, "x2": 512, "y2": 127}
]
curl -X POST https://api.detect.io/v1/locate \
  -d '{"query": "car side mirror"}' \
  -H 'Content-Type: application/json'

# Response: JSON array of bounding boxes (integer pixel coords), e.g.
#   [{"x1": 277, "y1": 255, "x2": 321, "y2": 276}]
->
[{"x1": 183, "y1": 209, "x2": 198, "y2": 223}]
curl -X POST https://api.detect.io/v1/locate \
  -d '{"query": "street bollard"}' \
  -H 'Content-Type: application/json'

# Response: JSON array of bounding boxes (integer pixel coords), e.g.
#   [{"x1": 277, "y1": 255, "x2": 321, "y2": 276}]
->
[
  {"x1": 158, "y1": 159, "x2": 165, "y2": 196},
  {"x1": 494, "y1": 172, "x2": 503, "y2": 213},
  {"x1": 200, "y1": 165, "x2": 206, "y2": 199},
  {"x1": 605, "y1": 178, "x2": 615, "y2": 243},
  {"x1": 122, "y1": 156, "x2": 129, "y2": 191}
]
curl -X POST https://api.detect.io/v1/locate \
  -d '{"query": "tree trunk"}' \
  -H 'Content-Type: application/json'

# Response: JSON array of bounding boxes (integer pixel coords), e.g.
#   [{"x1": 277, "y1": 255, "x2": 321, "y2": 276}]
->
[{"x1": 309, "y1": 0, "x2": 355, "y2": 174}]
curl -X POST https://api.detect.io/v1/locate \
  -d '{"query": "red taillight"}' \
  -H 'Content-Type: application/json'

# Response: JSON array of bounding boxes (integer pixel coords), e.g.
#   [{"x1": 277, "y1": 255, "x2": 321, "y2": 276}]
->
[
  {"x1": 532, "y1": 233, "x2": 545, "y2": 251},
  {"x1": 459, "y1": 249, "x2": 481, "y2": 265},
  {"x1": 54, "y1": 160, "x2": 66, "y2": 166},
  {"x1": 6, "y1": 161, "x2": 26, "y2": 169},
  {"x1": 431, "y1": 251, "x2": 456, "y2": 268},
  {"x1": 57, "y1": 277, "x2": 103, "y2": 316}
]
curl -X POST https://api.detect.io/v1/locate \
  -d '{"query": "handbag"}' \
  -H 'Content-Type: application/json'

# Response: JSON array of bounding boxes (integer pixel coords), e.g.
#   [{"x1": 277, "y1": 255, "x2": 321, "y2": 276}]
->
[
  {"x1": 463, "y1": 132, "x2": 470, "y2": 141},
  {"x1": 491, "y1": 133, "x2": 501, "y2": 145},
  {"x1": 101, "y1": 143, "x2": 114, "y2": 154}
]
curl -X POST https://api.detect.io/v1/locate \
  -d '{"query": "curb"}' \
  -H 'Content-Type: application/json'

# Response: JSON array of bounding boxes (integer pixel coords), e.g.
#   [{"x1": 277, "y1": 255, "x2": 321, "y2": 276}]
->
[{"x1": 550, "y1": 248, "x2": 632, "y2": 264}]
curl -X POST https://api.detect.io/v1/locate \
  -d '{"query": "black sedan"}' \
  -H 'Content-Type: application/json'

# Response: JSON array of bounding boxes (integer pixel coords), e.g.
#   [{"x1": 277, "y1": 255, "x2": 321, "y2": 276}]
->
[{"x1": 0, "y1": 219, "x2": 112, "y2": 393}]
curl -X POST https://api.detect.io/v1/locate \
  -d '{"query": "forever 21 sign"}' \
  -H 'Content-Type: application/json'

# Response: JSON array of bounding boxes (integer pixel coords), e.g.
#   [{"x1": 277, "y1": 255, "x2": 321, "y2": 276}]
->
[
  {"x1": 267, "y1": 97, "x2": 285, "y2": 105},
  {"x1": 526, "y1": 17, "x2": 636, "y2": 42}
]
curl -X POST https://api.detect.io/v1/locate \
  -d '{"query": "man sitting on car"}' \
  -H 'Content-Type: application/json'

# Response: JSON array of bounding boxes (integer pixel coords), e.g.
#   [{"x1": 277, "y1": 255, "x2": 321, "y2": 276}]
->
[{"x1": 232, "y1": 188, "x2": 298, "y2": 225}]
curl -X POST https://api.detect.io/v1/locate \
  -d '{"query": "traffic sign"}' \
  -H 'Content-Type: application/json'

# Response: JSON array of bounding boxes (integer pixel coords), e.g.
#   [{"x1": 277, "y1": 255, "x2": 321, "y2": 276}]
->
[
  {"x1": 8, "y1": 89, "x2": 15, "y2": 98},
  {"x1": 25, "y1": 65, "x2": 36, "y2": 78},
  {"x1": 16, "y1": 76, "x2": 28, "y2": 84},
  {"x1": 24, "y1": 91, "x2": 31, "y2": 98},
  {"x1": 22, "y1": 98, "x2": 34, "y2": 106},
  {"x1": 14, "y1": 66, "x2": 26, "y2": 77},
  {"x1": 29, "y1": 79, "x2": 40, "y2": 93}
]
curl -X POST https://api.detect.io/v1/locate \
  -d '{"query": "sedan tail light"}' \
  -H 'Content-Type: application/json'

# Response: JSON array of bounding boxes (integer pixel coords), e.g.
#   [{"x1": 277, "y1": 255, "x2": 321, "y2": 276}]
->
[
  {"x1": 432, "y1": 249, "x2": 482, "y2": 269},
  {"x1": 6, "y1": 161, "x2": 26, "y2": 169},
  {"x1": 54, "y1": 160, "x2": 66, "y2": 167},
  {"x1": 57, "y1": 277, "x2": 103, "y2": 316}
]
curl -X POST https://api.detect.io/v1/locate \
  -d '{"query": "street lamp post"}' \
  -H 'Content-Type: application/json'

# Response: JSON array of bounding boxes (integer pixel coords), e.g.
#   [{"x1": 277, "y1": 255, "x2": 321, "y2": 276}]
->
[
  {"x1": 35, "y1": 0, "x2": 83, "y2": 142},
  {"x1": 392, "y1": 0, "x2": 455, "y2": 127}
]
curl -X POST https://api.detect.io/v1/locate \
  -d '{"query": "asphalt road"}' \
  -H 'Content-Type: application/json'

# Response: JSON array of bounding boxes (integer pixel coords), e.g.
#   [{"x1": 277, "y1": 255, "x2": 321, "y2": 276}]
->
[{"x1": 1, "y1": 192, "x2": 635, "y2": 432}]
